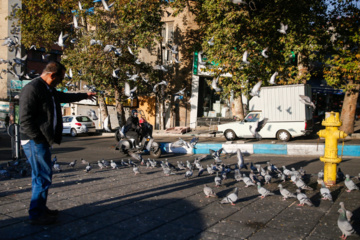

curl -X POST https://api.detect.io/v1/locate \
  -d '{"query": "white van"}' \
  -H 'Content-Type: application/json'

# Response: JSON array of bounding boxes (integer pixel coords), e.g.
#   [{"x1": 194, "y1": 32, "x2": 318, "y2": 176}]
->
[{"x1": 217, "y1": 84, "x2": 314, "y2": 141}]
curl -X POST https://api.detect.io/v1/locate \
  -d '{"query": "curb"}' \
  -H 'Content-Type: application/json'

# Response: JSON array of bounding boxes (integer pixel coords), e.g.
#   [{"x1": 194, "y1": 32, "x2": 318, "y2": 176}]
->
[{"x1": 159, "y1": 142, "x2": 360, "y2": 157}]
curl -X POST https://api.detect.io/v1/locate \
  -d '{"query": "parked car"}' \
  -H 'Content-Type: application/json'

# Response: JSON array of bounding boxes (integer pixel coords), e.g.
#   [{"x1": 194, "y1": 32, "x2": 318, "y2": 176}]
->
[{"x1": 62, "y1": 115, "x2": 96, "y2": 137}]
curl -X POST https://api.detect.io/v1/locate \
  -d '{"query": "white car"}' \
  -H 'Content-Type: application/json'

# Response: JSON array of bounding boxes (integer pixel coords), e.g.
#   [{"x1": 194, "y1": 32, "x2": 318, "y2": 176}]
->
[{"x1": 62, "y1": 115, "x2": 96, "y2": 137}]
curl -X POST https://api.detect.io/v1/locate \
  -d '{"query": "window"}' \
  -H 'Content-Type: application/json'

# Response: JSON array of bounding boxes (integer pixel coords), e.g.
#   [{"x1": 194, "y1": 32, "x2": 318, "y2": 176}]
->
[
  {"x1": 161, "y1": 22, "x2": 174, "y2": 64},
  {"x1": 76, "y1": 116, "x2": 92, "y2": 122}
]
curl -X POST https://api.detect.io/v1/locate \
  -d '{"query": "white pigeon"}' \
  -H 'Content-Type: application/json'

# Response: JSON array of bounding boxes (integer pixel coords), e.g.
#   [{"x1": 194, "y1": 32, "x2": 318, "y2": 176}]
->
[
  {"x1": 242, "y1": 50, "x2": 250, "y2": 64},
  {"x1": 101, "y1": 0, "x2": 114, "y2": 11},
  {"x1": 243, "y1": 174, "x2": 255, "y2": 187},
  {"x1": 98, "y1": 160, "x2": 105, "y2": 169},
  {"x1": 211, "y1": 77, "x2": 221, "y2": 92},
  {"x1": 53, "y1": 162, "x2": 61, "y2": 172},
  {"x1": 231, "y1": 0, "x2": 246, "y2": 4},
  {"x1": 257, "y1": 182, "x2": 274, "y2": 198},
  {"x1": 85, "y1": 163, "x2": 92, "y2": 173},
  {"x1": 207, "y1": 36, "x2": 214, "y2": 46},
  {"x1": 141, "y1": 76, "x2": 148, "y2": 83},
  {"x1": 203, "y1": 184, "x2": 216, "y2": 198},
  {"x1": 112, "y1": 68, "x2": 120, "y2": 78},
  {"x1": 56, "y1": 31, "x2": 68, "y2": 48},
  {"x1": 72, "y1": 15, "x2": 81, "y2": 29},
  {"x1": 127, "y1": 45, "x2": 134, "y2": 55},
  {"x1": 133, "y1": 165, "x2": 140, "y2": 175},
  {"x1": 345, "y1": 174, "x2": 359, "y2": 192},
  {"x1": 261, "y1": 47, "x2": 269, "y2": 58},
  {"x1": 128, "y1": 74, "x2": 139, "y2": 81},
  {"x1": 110, "y1": 160, "x2": 118, "y2": 169},
  {"x1": 124, "y1": 82, "x2": 137, "y2": 99},
  {"x1": 153, "y1": 80, "x2": 168, "y2": 93},
  {"x1": 269, "y1": 72, "x2": 278, "y2": 85},
  {"x1": 299, "y1": 95, "x2": 316, "y2": 109},
  {"x1": 220, "y1": 187, "x2": 239, "y2": 206},
  {"x1": 320, "y1": 181, "x2": 333, "y2": 202},
  {"x1": 78, "y1": 1, "x2": 83, "y2": 10},
  {"x1": 174, "y1": 56, "x2": 181, "y2": 63},
  {"x1": 277, "y1": 22, "x2": 288, "y2": 34},
  {"x1": 296, "y1": 189, "x2": 313, "y2": 206},
  {"x1": 250, "y1": 80, "x2": 262, "y2": 97},
  {"x1": 278, "y1": 184, "x2": 296, "y2": 200},
  {"x1": 135, "y1": 59, "x2": 141, "y2": 65},
  {"x1": 175, "y1": 88, "x2": 186, "y2": 95},
  {"x1": 104, "y1": 45, "x2": 116, "y2": 53},
  {"x1": 237, "y1": 149, "x2": 247, "y2": 170}
]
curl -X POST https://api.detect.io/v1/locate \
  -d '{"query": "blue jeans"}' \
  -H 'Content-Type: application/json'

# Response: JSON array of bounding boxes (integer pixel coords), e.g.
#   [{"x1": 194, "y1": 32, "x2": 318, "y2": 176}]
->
[{"x1": 22, "y1": 140, "x2": 52, "y2": 219}]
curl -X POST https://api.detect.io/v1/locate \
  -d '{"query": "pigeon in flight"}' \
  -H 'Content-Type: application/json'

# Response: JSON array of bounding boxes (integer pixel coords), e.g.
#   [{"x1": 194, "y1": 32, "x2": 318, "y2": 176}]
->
[
  {"x1": 242, "y1": 50, "x2": 250, "y2": 64},
  {"x1": 124, "y1": 82, "x2": 137, "y2": 100},
  {"x1": 211, "y1": 77, "x2": 221, "y2": 92},
  {"x1": 261, "y1": 47, "x2": 269, "y2": 58},
  {"x1": 237, "y1": 149, "x2": 247, "y2": 170},
  {"x1": 153, "y1": 80, "x2": 168, "y2": 93},
  {"x1": 250, "y1": 80, "x2": 262, "y2": 97},
  {"x1": 207, "y1": 36, "x2": 214, "y2": 46},
  {"x1": 277, "y1": 23, "x2": 288, "y2": 34},
  {"x1": 269, "y1": 72, "x2": 278, "y2": 85},
  {"x1": 299, "y1": 95, "x2": 316, "y2": 109},
  {"x1": 101, "y1": 0, "x2": 114, "y2": 11},
  {"x1": 55, "y1": 31, "x2": 68, "y2": 48},
  {"x1": 168, "y1": 44, "x2": 178, "y2": 54}
]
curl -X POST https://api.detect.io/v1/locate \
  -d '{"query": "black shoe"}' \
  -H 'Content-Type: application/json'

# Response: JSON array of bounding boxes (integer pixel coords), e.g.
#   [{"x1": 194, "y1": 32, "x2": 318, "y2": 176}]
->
[
  {"x1": 45, "y1": 208, "x2": 59, "y2": 216},
  {"x1": 28, "y1": 213, "x2": 57, "y2": 225}
]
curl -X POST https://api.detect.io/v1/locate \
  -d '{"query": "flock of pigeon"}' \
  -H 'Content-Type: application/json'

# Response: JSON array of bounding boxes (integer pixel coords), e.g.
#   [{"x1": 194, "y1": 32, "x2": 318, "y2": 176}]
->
[{"x1": 49, "y1": 145, "x2": 360, "y2": 239}]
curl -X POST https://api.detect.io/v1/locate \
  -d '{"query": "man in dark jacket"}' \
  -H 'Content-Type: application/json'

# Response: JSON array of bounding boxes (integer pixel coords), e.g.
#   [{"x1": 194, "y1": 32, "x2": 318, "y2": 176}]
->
[{"x1": 19, "y1": 61, "x2": 96, "y2": 225}]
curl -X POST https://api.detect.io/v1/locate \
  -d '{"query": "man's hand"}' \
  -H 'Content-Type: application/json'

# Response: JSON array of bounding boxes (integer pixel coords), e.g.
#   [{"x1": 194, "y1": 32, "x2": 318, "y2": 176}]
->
[{"x1": 87, "y1": 92, "x2": 97, "y2": 101}]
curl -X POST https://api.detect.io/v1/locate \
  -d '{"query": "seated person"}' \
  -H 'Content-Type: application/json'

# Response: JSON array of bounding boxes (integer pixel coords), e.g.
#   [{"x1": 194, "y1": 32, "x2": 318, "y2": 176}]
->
[
  {"x1": 124, "y1": 109, "x2": 141, "y2": 148},
  {"x1": 139, "y1": 117, "x2": 153, "y2": 142}
]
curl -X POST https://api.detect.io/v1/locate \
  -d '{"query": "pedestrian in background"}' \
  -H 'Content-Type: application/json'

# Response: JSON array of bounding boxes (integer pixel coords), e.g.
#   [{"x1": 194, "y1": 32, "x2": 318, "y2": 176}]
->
[
  {"x1": 4, "y1": 114, "x2": 10, "y2": 130},
  {"x1": 19, "y1": 61, "x2": 96, "y2": 225}
]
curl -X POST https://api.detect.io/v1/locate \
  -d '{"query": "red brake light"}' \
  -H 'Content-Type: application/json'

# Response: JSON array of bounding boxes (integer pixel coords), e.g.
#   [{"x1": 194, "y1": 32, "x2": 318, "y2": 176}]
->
[
  {"x1": 75, "y1": 123, "x2": 82, "y2": 126},
  {"x1": 305, "y1": 121, "x2": 307, "y2": 130}
]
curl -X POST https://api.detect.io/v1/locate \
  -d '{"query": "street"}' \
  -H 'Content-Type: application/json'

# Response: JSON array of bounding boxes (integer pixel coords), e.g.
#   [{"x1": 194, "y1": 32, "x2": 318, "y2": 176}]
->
[{"x1": 0, "y1": 134, "x2": 359, "y2": 239}]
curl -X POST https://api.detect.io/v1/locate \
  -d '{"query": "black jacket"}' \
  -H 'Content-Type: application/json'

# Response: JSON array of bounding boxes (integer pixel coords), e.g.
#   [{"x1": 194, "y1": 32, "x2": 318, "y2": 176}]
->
[
  {"x1": 124, "y1": 115, "x2": 139, "y2": 133},
  {"x1": 19, "y1": 77, "x2": 88, "y2": 145}
]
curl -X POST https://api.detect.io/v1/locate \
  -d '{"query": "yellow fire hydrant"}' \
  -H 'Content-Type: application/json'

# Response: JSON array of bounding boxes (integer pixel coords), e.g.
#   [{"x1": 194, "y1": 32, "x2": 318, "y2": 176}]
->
[{"x1": 317, "y1": 112, "x2": 347, "y2": 186}]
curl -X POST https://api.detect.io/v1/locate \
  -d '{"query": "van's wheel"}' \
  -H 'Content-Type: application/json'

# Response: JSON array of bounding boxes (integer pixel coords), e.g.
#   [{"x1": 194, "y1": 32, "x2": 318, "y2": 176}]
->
[
  {"x1": 277, "y1": 130, "x2": 291, "y2": 142},
  {"x1": 224, "y1": 130, "x2": 236, "y2": 141},
  {"x1": 70, "y1": 128, "x2": 77, "y2": 137}
]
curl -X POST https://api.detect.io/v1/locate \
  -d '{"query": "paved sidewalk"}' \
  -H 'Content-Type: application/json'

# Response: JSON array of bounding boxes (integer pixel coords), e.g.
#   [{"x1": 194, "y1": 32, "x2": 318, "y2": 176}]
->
[{"x1": 1, "y1": 153, "x2": 360, "y2": 240}]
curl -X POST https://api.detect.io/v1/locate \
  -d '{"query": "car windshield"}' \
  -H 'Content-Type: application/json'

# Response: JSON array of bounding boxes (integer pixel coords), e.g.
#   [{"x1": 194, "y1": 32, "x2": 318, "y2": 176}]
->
[
  {"x1": 245, "y1": 113, "x2": 260, "y2": 122},
  {"x1": 76, "y1": 116, "x2": 92, "y2": 122}
]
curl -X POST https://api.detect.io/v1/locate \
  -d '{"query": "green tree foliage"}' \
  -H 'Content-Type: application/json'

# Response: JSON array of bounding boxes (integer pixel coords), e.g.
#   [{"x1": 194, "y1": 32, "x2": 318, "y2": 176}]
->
[{"x1": 15, "y1": 0, "x2": 165, "y2": 126}]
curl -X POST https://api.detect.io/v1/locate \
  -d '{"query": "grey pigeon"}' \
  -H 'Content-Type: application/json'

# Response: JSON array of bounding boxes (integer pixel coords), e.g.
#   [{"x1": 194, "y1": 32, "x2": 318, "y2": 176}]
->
[
  {"x1": 296, "y1": 189, "x2": 313, "y2": 206},
  {"x1": 278, "y1": 184, "x2": 296, "y2": 200},
  {"x1": 210, "y1": 148, "x2": 223, "y2": 164},
  {"x1": 243, "y1": 174, "x2": 255, "y2": 187},
  {"x1": 339, "y1": 202, "x2": 353, "y2": 222},
  {"x1": 257, "y1": 182, "x2": 274, "y2": 198},
  {"x1": 264, "y1": 171, "x2": 272, "y2": 184},
  {"x1": 344, "y1": 174, "x2": 359, "y2": 192},
  {"x1": 185, "y1": 169, "x2": 193, "y2": 179},
  {"x1": 203, "y1": 184, "x2": 216, "y2": 198},
  {"x1": 318, "y1": 169, "x2": 324, "y2": 179},
  {"x1": 214, "y1": 172, "x2": 222, "y2": 187},
  {"x1": 220, "y1": 187, "x2": 239, "y2": 206},
  {"x1": 320, "y1": 181, "x2": 333, "y2": 202},
  {"x1": 295, "y1": 178, "x2": 313, "y2": 191},
  {"x1": 98, "y1": 160, "x2": 105, "y2": 169},
  {"x1": 53, "y1": 162, "x2": 61, "y2": 172},
  {"x1": 337, "y1": 208, "x2": 354, "y2": 240},
  {"x1": 234, "y1": 167, "x2": 242, "y2": 182}
]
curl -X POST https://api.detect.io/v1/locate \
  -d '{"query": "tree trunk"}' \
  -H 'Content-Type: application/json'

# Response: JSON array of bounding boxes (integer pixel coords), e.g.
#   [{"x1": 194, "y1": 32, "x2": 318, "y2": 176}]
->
[
  {"x1": 231, "y1": 96, "x2": 245, "y2": 120},
  {"x1": 115, "y1": 89, "x2": 125, "y2": 127},
  {"x1": 297, "y1": 52, "x2": 308, "y2": 84},
  {"x1": 98, "y1": 94, "x2": 111, "y2": 131},
  {"x1": 339, "y1": 84, "x2": 360, "y2": 134}
]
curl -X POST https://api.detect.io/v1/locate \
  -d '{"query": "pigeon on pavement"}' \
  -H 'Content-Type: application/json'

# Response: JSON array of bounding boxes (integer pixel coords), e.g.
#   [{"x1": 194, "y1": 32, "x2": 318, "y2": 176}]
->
[
  {"x1": 220, "y1": 187, "x2": 239, "y2": 206},
  {"x1": 345, "y1": 174, "x2": 359, "y2": 192},
  {"x1": 203, "y1": 184, "x2": 217, "y2": 198},
  {"x1": 278, "y1": 184, "x2": 296, "y2": 200},
  {"x1": 337, "y1": 208, "x2": 355, "y2": 240}
]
